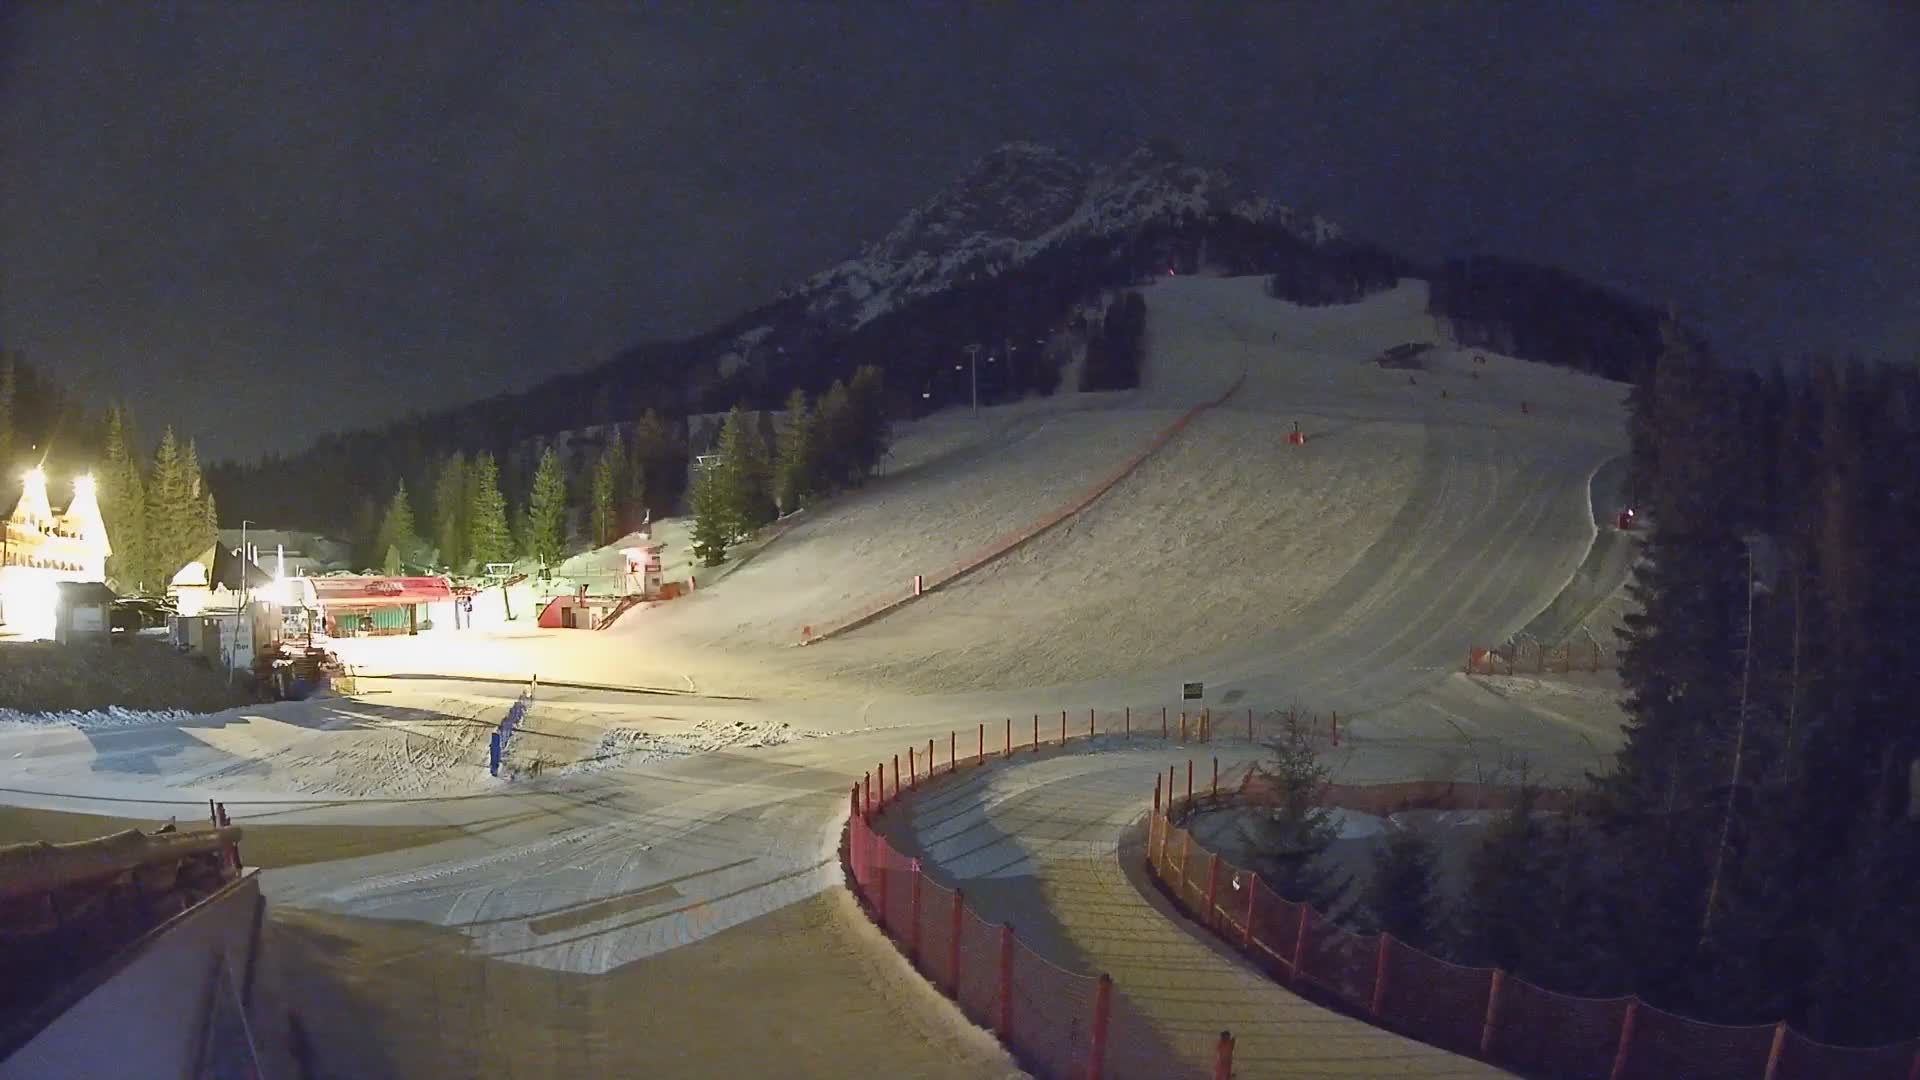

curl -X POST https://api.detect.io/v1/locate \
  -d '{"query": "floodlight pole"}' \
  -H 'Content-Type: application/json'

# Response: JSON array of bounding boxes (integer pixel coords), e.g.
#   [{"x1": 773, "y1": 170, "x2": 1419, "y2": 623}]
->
[{"x1": 964, "y1": 344, "x2": 982, "y2": 413}]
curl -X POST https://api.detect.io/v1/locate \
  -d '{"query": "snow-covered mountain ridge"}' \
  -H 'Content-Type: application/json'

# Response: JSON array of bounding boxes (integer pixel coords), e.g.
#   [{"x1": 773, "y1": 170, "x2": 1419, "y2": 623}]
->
[{"x1": 779, "y1": 142, "x2": 1344, "y2": 330}]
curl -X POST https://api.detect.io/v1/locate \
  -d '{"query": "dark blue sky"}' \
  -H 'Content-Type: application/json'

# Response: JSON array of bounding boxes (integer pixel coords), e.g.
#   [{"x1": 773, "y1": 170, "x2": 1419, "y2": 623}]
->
[{"x1": 2, "y1": 4, "x2": 1914, "y2": 460}]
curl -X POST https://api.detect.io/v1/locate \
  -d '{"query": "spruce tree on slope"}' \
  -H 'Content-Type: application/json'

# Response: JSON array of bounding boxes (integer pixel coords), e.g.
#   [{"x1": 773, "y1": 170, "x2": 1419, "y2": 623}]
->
[
  {"x1": 1239, "y1": 716, "x2": 1351, "y2": 914},
  {"x1": 466, "y1": 453, "x2": 513, "y2": 567},
  {"x1": 775, "y1": 388, "x2": 817, "y2": 513},
  {"x1": 432, "y1": 453, "x2": 469, "y2": 571},
  {"x1": 523, "y1": 446, "x2": 568, "y2": 567},
  {"x1": 591, "y1": 431, "x2": 625, "y2": 546},
  {"x1": 374, "y1": 481, "x2": 421, "y2": 574},
  {"x1": 688, "y1": 460, "x2": 730, "y2": 567},
  {"x1": 717, "y1": 405, "x2": 775, "y2": 538}
]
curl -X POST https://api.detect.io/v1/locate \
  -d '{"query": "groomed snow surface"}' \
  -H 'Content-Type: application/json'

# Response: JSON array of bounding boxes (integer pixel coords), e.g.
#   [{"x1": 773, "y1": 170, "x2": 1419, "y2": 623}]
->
[{"x1": 0, "y1": 275, "x2": 1634, "y2": 1077}]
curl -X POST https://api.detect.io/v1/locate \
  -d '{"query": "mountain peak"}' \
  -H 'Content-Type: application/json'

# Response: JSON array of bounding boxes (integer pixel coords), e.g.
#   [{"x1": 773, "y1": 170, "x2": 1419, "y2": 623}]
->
[{"x1": 783, "y1": 144, "x2": 1340, "y2": 327}]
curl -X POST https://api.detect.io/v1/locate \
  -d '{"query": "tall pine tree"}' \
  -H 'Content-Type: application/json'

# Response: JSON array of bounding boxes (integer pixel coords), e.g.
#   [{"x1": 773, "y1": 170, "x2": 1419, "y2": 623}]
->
[
  {"x1": 775, "y1": 388, "x2": 817, "y2": 513},
  {"x1": 374, "y1": 480, "x2": 421, "y2": 574},
  {"x1": 688, "y1": 459, "x2": 730, "y2": 567},
  {"x1": 99, "y1": 407, "x2": 148, "y2": 592},
  {"x1": 522, "y1": 446, "x2": 567, "y2": 566},
  {"x1": 590, "y1": 431, "x2": 625, "y2": 546},
  {"x1": 432, "y1": 453, "x2": 469, "y2": 571},
  {"x1": 716, "y1": 405, "x2": 774, "y2": 538},
  {"x1": 466, "y1": 452, "x2": 513, "y2": 567}
]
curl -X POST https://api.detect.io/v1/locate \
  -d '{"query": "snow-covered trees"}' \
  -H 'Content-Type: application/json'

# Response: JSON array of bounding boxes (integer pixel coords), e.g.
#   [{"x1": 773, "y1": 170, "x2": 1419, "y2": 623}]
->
[{"x1": 775, "y1": 388, "x2": 817, "y2": 513}]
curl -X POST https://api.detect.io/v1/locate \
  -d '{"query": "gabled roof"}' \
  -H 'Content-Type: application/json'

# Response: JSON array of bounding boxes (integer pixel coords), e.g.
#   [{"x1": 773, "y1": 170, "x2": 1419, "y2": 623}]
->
[{"x1": 307, "y1": 575, "x2": 452, "y2": 607}]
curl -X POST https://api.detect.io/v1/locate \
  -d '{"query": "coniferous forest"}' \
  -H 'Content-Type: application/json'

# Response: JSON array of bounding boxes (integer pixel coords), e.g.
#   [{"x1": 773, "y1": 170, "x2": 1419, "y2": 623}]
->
[{"x1": 1452, "y1": 328, "x2": 1920, "y2": 1047}]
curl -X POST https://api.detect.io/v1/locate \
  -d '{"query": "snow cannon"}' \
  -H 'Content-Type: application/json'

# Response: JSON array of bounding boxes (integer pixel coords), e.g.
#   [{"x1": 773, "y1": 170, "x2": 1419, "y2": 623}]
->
[
  {"x1": 1287, "y1": 421, "x2": 1306, "y2": 446},
  {"x1": 1617, "y1": 508, "x2": 1637, "y2": 532}
]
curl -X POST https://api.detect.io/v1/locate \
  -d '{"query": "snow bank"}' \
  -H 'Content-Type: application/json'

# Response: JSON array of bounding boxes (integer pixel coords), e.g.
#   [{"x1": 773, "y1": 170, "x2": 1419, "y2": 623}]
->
[{"x1": 0, "y1": 707, "x2": 201, "y2": 731}]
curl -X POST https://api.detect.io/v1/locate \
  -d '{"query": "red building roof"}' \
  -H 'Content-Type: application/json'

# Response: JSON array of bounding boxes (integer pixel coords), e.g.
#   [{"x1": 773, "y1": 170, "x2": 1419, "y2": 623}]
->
[{"x1": 307, "y1": 575, "x2": 452, "y2": 608}]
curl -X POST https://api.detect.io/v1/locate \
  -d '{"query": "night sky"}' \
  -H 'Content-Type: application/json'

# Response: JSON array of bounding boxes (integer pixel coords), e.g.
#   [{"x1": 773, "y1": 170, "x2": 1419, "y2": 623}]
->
[{"x1": 2, "y1": 5, "x2": 1914, "y2": 461}]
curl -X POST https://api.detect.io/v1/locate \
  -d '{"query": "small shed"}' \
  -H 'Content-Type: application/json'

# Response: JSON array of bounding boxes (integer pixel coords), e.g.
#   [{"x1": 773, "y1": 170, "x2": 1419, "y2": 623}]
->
[{"x1": 53, "y1": 582, "x2": 117, "y2": 644}]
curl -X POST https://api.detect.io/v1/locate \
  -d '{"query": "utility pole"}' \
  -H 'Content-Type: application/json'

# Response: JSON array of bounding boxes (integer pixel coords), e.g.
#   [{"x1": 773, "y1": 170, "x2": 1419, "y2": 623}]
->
[
  {"x1": 231, "y1": 519, "x2": 253, "y2": 684},
  {"x1": 964, "y1": 344, "x2": 982, "y2": 413}
]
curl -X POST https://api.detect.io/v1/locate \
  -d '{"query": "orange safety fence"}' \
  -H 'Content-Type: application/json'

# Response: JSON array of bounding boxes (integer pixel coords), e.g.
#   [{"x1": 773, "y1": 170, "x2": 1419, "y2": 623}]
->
[
  {"x1": 804, "y1": 372, "x2": 1248, "y2": 645},
  {"x1": 843, "y1": 720, "x2": 1251, "y2": 1078},
  {"x1": 1148, "y1": 765, "x2": 1920, "y2": 1080}
]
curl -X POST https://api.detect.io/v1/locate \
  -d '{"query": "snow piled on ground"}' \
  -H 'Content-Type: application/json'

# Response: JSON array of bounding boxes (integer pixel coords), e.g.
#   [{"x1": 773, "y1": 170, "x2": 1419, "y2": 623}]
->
[
  {"x1": 0, "y1": 707, "x2": 202, "y2": 731},
  {"x1": 560, "y1": 718, "x2": 826, "y2": 775}
]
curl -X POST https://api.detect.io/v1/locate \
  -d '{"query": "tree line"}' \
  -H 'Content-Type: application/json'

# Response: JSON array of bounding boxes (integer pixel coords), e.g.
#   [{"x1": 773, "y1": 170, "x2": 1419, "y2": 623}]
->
[
  {"x1": 691, "y1": 367, "x2": 891, "y2": 566},
  {"x1": 1255, "y1": 327, "x2": 1920, "y2": 1048}
]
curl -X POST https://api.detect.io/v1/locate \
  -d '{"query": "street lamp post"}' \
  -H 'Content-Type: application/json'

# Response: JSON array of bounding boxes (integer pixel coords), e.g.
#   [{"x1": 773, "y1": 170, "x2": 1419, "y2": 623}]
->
[
  {"x1": 232, "y1": 520, "x2": 253, "y2": 683},
  {"x1": 964, "y1": 344, "x2": 982, "y2": 413}
]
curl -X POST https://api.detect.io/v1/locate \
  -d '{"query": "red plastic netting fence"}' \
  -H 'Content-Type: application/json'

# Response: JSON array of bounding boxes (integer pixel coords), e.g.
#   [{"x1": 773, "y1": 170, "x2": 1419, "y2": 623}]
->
[
  {"x1": 1149, "y1": 766, "x2": 1920, "y2": 1080},
  {"x1": 1376, "y1": 937, "x2": 1494, "y2": 1058},
  {"x1": 1616, "y1": 1002, "x2": 1778, "y2": 1080}
]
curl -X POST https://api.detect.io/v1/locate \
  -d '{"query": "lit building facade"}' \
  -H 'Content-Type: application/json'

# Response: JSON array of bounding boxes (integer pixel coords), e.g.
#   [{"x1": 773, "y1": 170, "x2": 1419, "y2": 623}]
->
[{"x1": 0, "y1": 469, "x2": 112, "y2": 637}]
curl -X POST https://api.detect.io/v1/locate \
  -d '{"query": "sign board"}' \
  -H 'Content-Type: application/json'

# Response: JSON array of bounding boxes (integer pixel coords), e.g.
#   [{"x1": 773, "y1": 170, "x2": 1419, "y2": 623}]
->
[
  {"x1": 71, "y1": 606, "x2": 106, "y2": 634},
  {"x1": 1182, "y1": 681, "x2": 1204, "y2": 701}
]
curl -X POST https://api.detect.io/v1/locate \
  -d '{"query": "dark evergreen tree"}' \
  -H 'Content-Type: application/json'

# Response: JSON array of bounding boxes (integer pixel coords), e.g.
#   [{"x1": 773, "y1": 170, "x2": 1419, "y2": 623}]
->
[
  {"x1": 99, "y1": 407, "x2": 148, "y2": 592},
  {"x1": 716, "y1": 405, "x2": 775, "y2": 538},
  {"x1": 432, "y1": 453, "x2": 469, "y2": 571},
  {"x1": 775, "y1": 388, "x2": 817, "y2": 513},
  {"x1": 590, "y1": 431, "x2": 625, "y2": 546},
  {"x1": 1362, "y1": 826, "x2": 1441, "y2": 952},
  {"x1": 1238, "y1": 718, "x2": 1351, "y2": 914},
  {"x1": 522, "y1": 446, "x2": 568, "y2": 566},
  {"x1": 688, "y1": 460, "x2": 730, "y2": 566},
  {"x1": 466, "y1": 452, "x2": 513, "y2": 567}
]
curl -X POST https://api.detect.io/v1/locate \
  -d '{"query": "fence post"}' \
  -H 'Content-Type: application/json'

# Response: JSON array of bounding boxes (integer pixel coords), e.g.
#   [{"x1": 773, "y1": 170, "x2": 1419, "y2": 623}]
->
[
  {"x1": 1162, "y1": 706, "x2": 1168, "y2": 738},
  {"x1": 1480, "y1": 969, "x2": 1505, "y2": 1057},
  {"x1": 1005, "y1": 717, "x2": 1011, "y2": 758},
  {"x1": 893, "y1": 754, "x2": 900, "y2": 798},
  {"x1": 997, "y1": 924, "x2": 1015, "y2": 1041},
  {"x1": 1371, "y1": 933, "x2": 1390, "y2": 1017},
  {"x1": 909, "y1": 859, "x2": 924, "y2": 963},
  {"x1": 1762, "y1": 1021, "x2": 1788, "y2": 1080},
  {"x1": 1180, "y1": 710, "x2": 1188, "y2": 742},
  {"x1": 1608, "y1": 1000, "x2": 1639, "y2": 1080},
  {"x1": 1212, "y1": 756, "x2": 1219, "y2": 796},
  {"x1": 978, "y1": 723, "x2": 984, "y2": 763},
  {"x1": 850, "y1": 784, "x2": 860, "y2": 822},
  {"x1": 1125, "y1": 705, "x2": 1131, "y2": 738},
  {"x1": 1032, "y1": 714, "x2": 1039, "y2": 751},
  {"x1": 1089, "y1": 707, "x2": 1095, "y2": 741},
  {"x1": 909, "y1": 746, "x2": 916, "y2": 787},
  {"x1": 864, "y1": 770, "x2": 872, "y2": 816},
  {"x1": 1204, "y1": 853, "x2": 1221, "y2": 928},
  {"x1": 949, "y1": 889, "x2": 965, "y2": 995},
  {"x1": 1243, "y1": 876, "x2": 1258, "y2": 949},
  {"x1": 1061, "y1": 709, "x2": 1067, "y2": 746},
  {"x1": 1154, "y1": 774, "x2": 1161, "y2": 815},
  {"x1": 1088, "y1": 973, "x2": 1113, "y2": 1080},
  {"x1": 1187, "y1": 759, "x2": 1194, "y2": 802},
  {"x1": 1291, "y1": 904, "x2": 1311, "y2": 986},
  {"x1": 1168, "y1": 766, "x2": 1176, "y2": 808},
  {"x1": 1212, "y1": 1031, "x2": 1234, "y2": 1080},
  {"x1": 874, "y1": 831, "x2": 889, "y2": 921},
  {"x1": 929, "y1": 738, "x2": 935, "y2": 780},
  {"x1": 949, "y1": 732, "x2": 955, "y2": 773}
]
